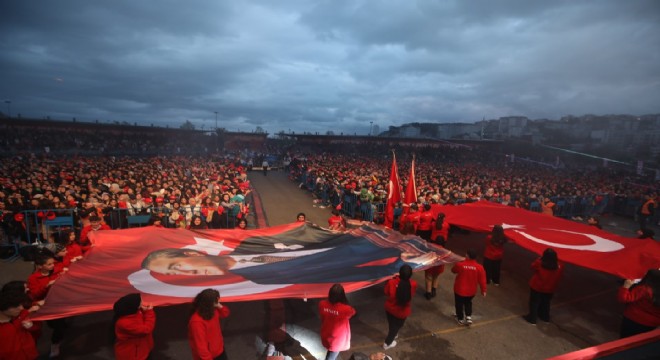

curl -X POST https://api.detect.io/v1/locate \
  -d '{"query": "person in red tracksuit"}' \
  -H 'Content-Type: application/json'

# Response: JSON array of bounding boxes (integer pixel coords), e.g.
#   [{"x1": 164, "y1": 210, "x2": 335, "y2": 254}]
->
[
  {"x1": 523, "y1": 248, "x2": 563, "y2": 325},
  {"x1": 62, "y1": 231, "x2": 83, "y2": 263},
  {"x1": 383, "y1": 264, "x2": 417, "y2": 350},
  {"x1": 113, "y1": 293, "x2": 156, "y2": 360},
  {"x1": 27, "y1": 252, "x2": 67, "y2": 357},
  {"x1": 617, "y1": 269, "x2": 660, "y2": 338},
  {"x1": 483, "y1": 224, "x2": 507, "y2": 286},
  {"x1": 424, "y1": 236, "x2": 447, "y2": 300},
  {"x1": 79, "y1": 215, "x2": 111, "y2": 253},
  {"x1": 0, "y1": 292, "x2": 39, "y2": 360},
  {"x1": 452, "y1": 249, "x2": 487, "y2": 326},
  {"x1": 318, "y1": 284, "x2": 356, "y2": 360},
  {"x1": 188, "y1": 288, "x2": 231, "y2": 360},
  {"x1": 415, "y1": 204, "x2": 434, "y2": 241}
]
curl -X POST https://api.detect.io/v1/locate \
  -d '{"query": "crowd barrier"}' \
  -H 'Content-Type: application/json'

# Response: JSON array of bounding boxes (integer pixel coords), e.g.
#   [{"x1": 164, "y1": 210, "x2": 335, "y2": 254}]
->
[{"x1": 0, "y1": 205, "x2": 244, "y2": 248}]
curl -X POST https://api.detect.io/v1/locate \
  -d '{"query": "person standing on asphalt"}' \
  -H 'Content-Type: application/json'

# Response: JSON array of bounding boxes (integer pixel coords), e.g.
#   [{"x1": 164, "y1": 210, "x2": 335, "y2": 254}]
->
[
  {"x1": 319, "y1": 283, "x2": 356, "y2": 360},
  {"x1": 617, "y1": 269, "x2": 660, "y2": 338},
  {"x1": 262, "y1": 159, "x2": 269, "y2": 176},
  {"x1": 452, "y1": 249, "x2": 487, "y2": 326},
  {"x1": 112, "y1": 293, "x2": 156, "y2": 360},
  {"x1": 383, "y1": 264, "x2": 416, "y2": 350},
  {"x1": 483, "y1": 225, "x2": 507, "y2": 286},
  {"x1": 188, "y1": 289, "x2": 231, "y2": 360},
  {"x1": 523, "y1": 248, "x2": 563, "y2": 325}
]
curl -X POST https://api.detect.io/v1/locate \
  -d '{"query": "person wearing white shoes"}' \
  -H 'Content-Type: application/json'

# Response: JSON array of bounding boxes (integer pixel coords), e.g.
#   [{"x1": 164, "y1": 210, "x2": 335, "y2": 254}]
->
[
  {"x1": 452, "y1": 249, "x2": 487, "y2": 326},
  {"x1": 383, "y1": 264, "x2": 416, "y2": 350}
]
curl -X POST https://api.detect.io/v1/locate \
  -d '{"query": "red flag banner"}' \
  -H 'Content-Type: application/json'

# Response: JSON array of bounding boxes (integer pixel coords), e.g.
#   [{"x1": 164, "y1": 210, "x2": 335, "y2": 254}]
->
[
  {"x1": 34, "y1": 223, "x2": 461, "y2": 320},
  {"x1": 384, "y1": 153, "x2": 401, "y2": 228},
  {"x1": 438, "y1": 201, "x2": 660, "y2": 279}
]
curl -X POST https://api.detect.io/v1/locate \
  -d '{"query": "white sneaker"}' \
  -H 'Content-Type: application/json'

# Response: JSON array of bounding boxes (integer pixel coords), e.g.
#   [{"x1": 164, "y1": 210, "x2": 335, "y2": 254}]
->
[
  {"x1": 466, "y1": 316, "x2": 473, "y2": 325},
  {"x1": 266, "y1": 343, "x2": 275, "y2": 356},
  {"x1": 383, "y1": 340, "x2": 397, "y2": 350}
]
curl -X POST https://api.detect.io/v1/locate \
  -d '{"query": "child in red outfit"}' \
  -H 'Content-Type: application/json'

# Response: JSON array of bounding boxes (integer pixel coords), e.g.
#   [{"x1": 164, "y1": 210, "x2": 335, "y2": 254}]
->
[
  {"x1": 113, "y1": 293, "x2": 156, "y2": 360},
  {"x1": 483, "y1": 224, "x2": 507, "y2": 286},
  {"x1": 62, "y1": 231, "x2": 84, "y2": 263},
  {"x1": 618, "y1": 269, "x2": 660, "y2": 338},
  {"x1": 383, "y1": 264, "x2": 417, "y2": 350},
  {"x1": 27, "y1": 252, "x2": 67, "y2": 357},
  {"x1": 452, "y1": 249, "x2": 487, "y2": 326},
  {"x1": 79, "y1": 215, "x2": 111, "y2": 253},
  {"x1": 319, "y1": 284, "x2": 356, "y2": 360},
  {"x1": 523, "y1": 248, "x2": 563, "y2": 325},
  {"x1": 188, "y1": 289, "x2": 231, "y2": 360},
  {"x1": 0, "y1": 291, "x2": 39, "y2": 360}
]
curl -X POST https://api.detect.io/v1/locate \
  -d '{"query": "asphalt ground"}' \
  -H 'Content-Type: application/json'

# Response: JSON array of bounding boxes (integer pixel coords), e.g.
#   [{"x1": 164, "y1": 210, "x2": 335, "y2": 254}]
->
[{"x1": 1, "y1": 168, "x2": 656, "y2": 359}]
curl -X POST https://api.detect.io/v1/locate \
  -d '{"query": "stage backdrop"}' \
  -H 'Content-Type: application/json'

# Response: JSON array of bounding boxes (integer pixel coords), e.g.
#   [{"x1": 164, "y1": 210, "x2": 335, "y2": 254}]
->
[
  {"x1": 34, "y1": 222, "x2": 459, "y2": 320},
  {"x1": 435, "y1": 201, "x2": 660, "y2": 280}
]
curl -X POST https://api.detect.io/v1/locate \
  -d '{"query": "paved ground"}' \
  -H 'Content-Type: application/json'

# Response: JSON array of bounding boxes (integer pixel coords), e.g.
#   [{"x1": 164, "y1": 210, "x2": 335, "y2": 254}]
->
[{"x1": 1, "y1": 169, "x2": 655, "y2": 359}]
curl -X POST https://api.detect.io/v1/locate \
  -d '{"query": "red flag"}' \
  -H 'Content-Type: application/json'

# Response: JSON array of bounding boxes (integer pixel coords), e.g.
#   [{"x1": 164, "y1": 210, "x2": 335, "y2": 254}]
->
[
  {"x1": 439, "y1": 201, "x2": 660, "y2": 279},
  {"x1": 384, "y1": 153, "x2": 401, "y2": 228},
  {"x1": 404, "y1": 156, "x2": 417, "y2": 211}
]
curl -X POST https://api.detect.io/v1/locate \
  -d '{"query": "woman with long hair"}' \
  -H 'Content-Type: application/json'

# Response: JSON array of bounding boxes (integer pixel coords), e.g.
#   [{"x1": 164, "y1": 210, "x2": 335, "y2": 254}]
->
[
  {"x1": 112, "y1": 293, "x2": 156, "y2": 360},
  {"x1": 523, "y1": 248, "x2": 563, "y2": 325},
  {"x1": 318, "y1": 284, "x2": 356, "y2": 360},
  {"x1": 483, "y1": 224, "x2": 507, "y2": 286},
  {"x1": 618, "y1": 269, "x2": 660, "y2": 338},
  {"x1": 188, "y1": 288, "x2": 231, "y2": 360},
  {"x1": 383, "y1": 264, "x2": 416, "y2": 350}
]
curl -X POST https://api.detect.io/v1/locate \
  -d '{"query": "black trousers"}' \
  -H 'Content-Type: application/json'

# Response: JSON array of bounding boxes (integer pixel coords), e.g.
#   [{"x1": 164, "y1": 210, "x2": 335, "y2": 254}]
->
[
  {"x1": 454, "y1": 293, "x2": 475, "y2": 320},
  {"x1": 483, "y1": 258, "x2": 502, "y2": 284},
  {"x1": 620, "y1": 316, "x2": 656, "y2": 338},
  {"x1": 528, "y1": 288, "x2": 553, "y2": 323},
  {"x1": 385, "y1": 311, "x2": 406, "y2": 345}
]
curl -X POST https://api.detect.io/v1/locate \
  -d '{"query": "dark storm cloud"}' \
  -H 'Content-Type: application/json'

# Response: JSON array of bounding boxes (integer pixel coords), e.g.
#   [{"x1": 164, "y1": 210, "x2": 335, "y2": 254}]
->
[{"x1": 1, "y1": 0, "x2": 658, "y2": 134}]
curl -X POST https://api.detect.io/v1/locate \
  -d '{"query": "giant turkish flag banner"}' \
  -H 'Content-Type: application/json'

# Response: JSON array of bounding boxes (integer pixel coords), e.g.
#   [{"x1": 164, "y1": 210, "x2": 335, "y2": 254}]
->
[
  {"x1": 34, "y1": 222, "x2": 460, "y2": 320},
  {"x1": 438, "y1": 201, "x2": 660, "y2": 280}
]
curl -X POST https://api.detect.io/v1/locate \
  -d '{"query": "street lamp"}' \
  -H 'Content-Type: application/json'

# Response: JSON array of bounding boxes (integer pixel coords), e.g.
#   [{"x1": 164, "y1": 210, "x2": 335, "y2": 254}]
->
[
  {"x1": 369, "y1": 121, "x2": 373, "y2": 136},
  {"x1": 4, "y1": 100, "x2": 10, "y2": 118}
]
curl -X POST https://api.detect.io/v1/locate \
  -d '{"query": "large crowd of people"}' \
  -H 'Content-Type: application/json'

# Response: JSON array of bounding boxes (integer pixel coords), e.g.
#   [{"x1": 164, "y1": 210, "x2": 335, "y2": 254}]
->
[{"x1": 0, "y1": 124, "x2": 658, "y2": 359}]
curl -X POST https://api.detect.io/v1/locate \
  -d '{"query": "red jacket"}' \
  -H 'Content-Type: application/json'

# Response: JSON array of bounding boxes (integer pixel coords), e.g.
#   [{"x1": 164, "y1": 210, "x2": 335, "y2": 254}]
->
[
  {"x1": 318, "y1": 300, "x2": 356, "y2": 352},
  {"x1": 452, "y1": 259, "x2": 487, "y2": 297},
  {"x1": 417, "y1": 211, "x2": 434, "y2": 231},
  {"x1": 0, "y1": 312, "x2": 39, "y2": 360},
  {"x1": 529, "y1": 259, "x2": 563, "y2": 293},
  {"x1": 79, "y1": 224, "x2": 111, "y2": 252},
  {"x1": 618, "y1": 285, "x2": 660, "y2": 327},
  {"x1": 431, "y1": 222, "x2": 449, "y2": 243},
  {"x1": 27, "y1": 269, "x2": 61, "y2": 301},
  {"x1": 384, "y1": 276, "x2": 417, "y2": 319},
  {"x1": 114, "y1": 309, "x2": 156, "y2": 360},
  {"x1": 327, "y1": 215, "x2": 345, "y2": 230},
  {"x1": 65, "y1": 242, "x2": 83, "y2": 260},
  {"x1": 483, "y1": 235, "x2": 504, "y2": 261},
  {"x1": 188, "y1": 306, "x2": 231, "y2": 360}
]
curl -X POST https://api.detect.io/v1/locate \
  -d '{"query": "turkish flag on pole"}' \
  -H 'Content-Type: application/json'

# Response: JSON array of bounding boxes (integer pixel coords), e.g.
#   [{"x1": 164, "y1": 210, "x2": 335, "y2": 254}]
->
[
  {"x1": 384, "y1": 152, "x2": 401, "y2": 228},
  {"x1": 404, "y1": 156, "x2": 417, "y2": 213}
]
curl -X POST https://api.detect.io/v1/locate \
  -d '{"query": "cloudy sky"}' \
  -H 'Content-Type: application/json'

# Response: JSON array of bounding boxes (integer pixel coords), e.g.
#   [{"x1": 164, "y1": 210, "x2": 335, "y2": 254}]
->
[{"x1": 1, "y1": 1, "x2": 659, "y2": 135}]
